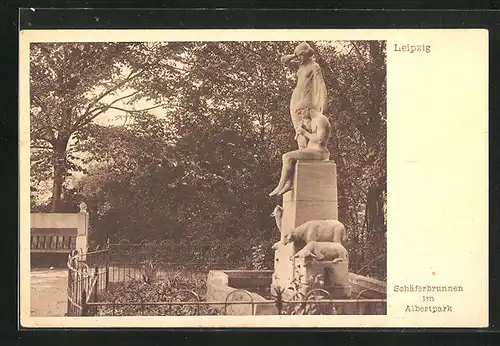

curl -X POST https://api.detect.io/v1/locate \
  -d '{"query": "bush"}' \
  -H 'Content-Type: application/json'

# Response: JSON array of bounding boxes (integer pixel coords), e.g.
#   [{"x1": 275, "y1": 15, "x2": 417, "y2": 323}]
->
[{"x1": 96, "y1": 273, "x2": 219, "y2": 316}]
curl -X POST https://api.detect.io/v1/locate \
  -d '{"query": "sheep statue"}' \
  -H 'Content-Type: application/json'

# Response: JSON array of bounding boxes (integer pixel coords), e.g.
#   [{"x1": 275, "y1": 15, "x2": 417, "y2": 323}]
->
[
  {"x1": 294, "y1": 241, "x2": 349, "y2": 263},
  {"x1": 270, "y1": 204, "x2": 346, "y2": 248},
  {"x1": 269, "y1": 204, "x2": 351, "y2": 299},
  {"x1": 281, "y1": 218, "x2": 346, "y2": 247}
]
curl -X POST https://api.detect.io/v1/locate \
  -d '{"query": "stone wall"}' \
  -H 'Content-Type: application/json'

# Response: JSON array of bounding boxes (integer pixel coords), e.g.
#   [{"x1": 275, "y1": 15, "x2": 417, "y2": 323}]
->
[
  {"x1": 206, "y1": 270, "x2": 278, "y2": 315},
  {"x1": 31, "y1": 212, "x2": 89, "y2": 266}
]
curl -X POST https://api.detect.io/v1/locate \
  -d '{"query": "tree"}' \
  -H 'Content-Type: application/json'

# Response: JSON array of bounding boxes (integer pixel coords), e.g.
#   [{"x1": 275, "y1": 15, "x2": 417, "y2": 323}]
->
[{"x1": 30, "y1": 42, "x2": 193, "y2": 211}]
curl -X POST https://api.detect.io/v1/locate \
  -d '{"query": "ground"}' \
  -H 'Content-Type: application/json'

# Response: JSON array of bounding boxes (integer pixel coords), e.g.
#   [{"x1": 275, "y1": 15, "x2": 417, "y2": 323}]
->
[{"x1": 30, "y1": 268, "x2": 68, "y2": 317}]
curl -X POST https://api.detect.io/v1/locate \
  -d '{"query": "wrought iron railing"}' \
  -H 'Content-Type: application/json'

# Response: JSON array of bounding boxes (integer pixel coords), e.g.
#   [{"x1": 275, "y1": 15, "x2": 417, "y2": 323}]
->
[{"x1": 67, "y1": 240, "x2": 387, "y2": 316}]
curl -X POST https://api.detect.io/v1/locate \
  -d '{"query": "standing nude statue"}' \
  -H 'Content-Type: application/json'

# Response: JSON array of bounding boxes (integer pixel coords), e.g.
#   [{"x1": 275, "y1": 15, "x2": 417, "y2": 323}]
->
[
  {"x1": 269, "y1": 42, "x2": 331, "y2": 197},
  {"x1": 281, "y1": 42, "x2": 327, "y2": 149}
]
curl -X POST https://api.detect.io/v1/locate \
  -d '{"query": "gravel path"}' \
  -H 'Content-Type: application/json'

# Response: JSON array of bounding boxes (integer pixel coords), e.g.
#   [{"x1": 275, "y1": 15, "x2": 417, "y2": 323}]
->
[{"x1": 30, "y1": 268, "x2": 68, "y2": 317}]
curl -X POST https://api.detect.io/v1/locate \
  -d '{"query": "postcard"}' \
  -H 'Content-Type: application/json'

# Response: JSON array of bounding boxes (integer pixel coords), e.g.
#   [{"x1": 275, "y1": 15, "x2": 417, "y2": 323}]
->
[{"x1": 19, "y1": 28, "x2": 488, "y2": 328}]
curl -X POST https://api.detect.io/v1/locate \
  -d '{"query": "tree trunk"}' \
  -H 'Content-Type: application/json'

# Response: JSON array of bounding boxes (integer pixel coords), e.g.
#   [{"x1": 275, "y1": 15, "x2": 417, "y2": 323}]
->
[
  {"x1": 366, "y1": 184, "x2": 385, "y2": 233},
  {"x1": 50, "y1": 138, "x2": 69, "y2": 212},
  {"x1": 365, "y1": 41, "x2": 386, "y2": 145},
  {"x1": 51, "y1": 171, "x2": 63, "y2": 212}
]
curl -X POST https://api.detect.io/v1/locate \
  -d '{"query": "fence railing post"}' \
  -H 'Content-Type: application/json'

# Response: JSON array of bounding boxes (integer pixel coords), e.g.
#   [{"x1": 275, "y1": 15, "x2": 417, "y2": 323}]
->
[
  {"x1": 93, "y1": 266, "x2": 99, "y2": 301},
  {"x1": 105, "y1": 238, "x2": 110, "y2": 291},
  {"x1": 81, "y1": 289, "x2": 88, "y2": 316},
  {"x1": 66, "y1": 254, "x2": 72, "y2": 316},
  {"x1": 273, "y1": 286, "x2": 284, "y2": 315}
]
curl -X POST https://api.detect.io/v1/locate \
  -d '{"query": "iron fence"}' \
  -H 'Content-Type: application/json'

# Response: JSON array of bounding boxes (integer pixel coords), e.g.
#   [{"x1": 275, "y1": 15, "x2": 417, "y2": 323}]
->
[
  {"x1": 66, "y1": 240, "x2": 262, "y2": 316},
  {"x1": 66, "y1": 248, "x2": 108, "y2": 316},
  {"x1": 67, "y1": 240, "x2": 387, "y2": 316},
  {"x1": 81, "y1": 287, "x2": 386, "y2": 316}
]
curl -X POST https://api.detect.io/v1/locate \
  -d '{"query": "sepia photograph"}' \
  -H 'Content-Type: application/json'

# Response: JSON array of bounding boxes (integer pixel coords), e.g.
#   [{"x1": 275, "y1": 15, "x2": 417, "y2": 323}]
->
[
  {"x1": 27, "y1": 38, "x2": 387, "y2": 318},
  {"x1": 20, "y1": 28, "x2": 488, "y2": 328}
]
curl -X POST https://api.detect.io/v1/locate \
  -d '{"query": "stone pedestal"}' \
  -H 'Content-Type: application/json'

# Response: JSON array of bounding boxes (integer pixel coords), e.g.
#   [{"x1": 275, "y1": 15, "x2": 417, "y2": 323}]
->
[
  {"x1": 271, "y1": 160, "x2": 339, "y2": 295},
  {"x1": 282, "y1": 160, "x2": 338, "y2": 228}
]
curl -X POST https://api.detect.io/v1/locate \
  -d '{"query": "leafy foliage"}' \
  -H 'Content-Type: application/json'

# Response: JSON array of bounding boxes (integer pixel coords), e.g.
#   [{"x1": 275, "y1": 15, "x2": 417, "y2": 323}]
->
[
  {"x1": 30, "y1": 40, "x2": 386, "y2": 279},
  {"x1": 97, "y1": 276, "x2": 219, "y2": 316},
  {"x1": 96, "y1": 275, "x2": 333, "y2": 316}
]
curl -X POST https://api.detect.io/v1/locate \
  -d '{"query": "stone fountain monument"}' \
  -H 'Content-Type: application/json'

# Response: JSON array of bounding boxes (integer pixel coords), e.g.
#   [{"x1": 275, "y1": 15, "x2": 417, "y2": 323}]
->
[{"x1": 268, "y1": 42, "x2": 350, "y2": 299}]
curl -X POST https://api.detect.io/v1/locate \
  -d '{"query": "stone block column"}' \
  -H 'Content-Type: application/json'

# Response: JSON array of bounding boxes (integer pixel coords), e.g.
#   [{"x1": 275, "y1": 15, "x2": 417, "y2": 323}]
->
[
  {"x1": 294, "y1": 258, "x2": 351, "y2": 298},
  {"x1": 272, "y1": 160, "x2": 338, "y2": 294},
  {"x1": 76, "y1": 211, "x2": 89, "y2": 262}
]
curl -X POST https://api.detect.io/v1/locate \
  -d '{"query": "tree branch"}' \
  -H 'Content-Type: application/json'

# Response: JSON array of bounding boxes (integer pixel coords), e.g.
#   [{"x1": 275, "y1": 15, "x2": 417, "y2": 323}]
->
[
  {"x1": 31, "y1": 126, "x2": 56, "y2": 144},
  {"x1": 75, "y1": 69, "x2": 145, "y2": 129},
  {"x1": 30, "y1": 156, "x2": 51, "y2": 164},
  {"x1": 76, "y1": 90, "x2": 141, "y2": 130},
  {"x1": 79, "y1": 104, "x2": 164, "y2": 129},
  {"x1": 235, "y1": 42, "x2": 267, "y2": 60},
  {"x1": 158, "y1": 60, "x2": 189, "y2": 73},
  {"x1": 349, "y1": 41, "x2": 366, "y2": 65},
  {"x1": 106, "y1": 104, "x2": 164, "y2": 114},
  {"x1": 93, "y1": 69, "x2": 144, "y2": 106},
  {"x1": 30, "y1": 145, "x2": 53, "y2": 150}
]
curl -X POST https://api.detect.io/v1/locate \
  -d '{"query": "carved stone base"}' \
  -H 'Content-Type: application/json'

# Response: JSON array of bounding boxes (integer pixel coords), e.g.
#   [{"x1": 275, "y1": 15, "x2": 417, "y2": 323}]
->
[
  {"x1": 272, "y1": 242, "x2": 295, "y2": 292},
  {"x1": 271, "y1": 160, "x2": 343, "y2": 296},
  {"x1": 294, "y1": 258, "x2": 351, "y2": 298}
]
